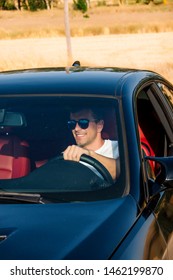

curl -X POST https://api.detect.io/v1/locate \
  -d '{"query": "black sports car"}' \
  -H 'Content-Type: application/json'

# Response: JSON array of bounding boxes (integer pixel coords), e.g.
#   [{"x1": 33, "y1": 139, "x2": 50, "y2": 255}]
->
[{"x1": 0, "y1": 66, "x2": 172, "y2": 259}]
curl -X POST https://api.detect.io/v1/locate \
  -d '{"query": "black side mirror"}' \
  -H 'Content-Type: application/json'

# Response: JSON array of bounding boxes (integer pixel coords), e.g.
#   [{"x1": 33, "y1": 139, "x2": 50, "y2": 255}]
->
[{"x1": 145, "y1": 156, "x2": 173, "y2": 188}]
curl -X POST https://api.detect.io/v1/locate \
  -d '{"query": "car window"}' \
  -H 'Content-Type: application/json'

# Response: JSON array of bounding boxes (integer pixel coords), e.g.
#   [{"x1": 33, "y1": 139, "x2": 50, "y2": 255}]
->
[
  {"x1": 0, "y1": 96, "x2": 124, "y2": 202},
  {"x1": 157, "y1": 83, "x2": 173, "y2": 109},
  {"x1": 136, "y1": 86, "x2": 173, "y2": 179}
]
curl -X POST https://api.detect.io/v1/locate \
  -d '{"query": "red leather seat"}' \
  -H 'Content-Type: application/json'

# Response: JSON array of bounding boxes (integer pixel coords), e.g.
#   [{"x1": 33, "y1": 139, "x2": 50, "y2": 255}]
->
[
  {"x1": 35, "y1": 159, "x2": 48, "y2": 168},
  {"x1": 139, "y1": 125, "x2": 155, "y2": 171},
  {"x1": 0, "y1": 135, "x2": 30, "y2": 179}
]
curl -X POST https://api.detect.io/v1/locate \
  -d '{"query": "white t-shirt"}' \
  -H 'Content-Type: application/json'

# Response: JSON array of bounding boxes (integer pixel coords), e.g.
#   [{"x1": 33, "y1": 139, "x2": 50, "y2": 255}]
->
[
  {"x1": 95, "y1": 139, "x2": 119, "y2": 159},
  {"x1": 81, "y1": 139, "x2": 119, "y2": 178}
]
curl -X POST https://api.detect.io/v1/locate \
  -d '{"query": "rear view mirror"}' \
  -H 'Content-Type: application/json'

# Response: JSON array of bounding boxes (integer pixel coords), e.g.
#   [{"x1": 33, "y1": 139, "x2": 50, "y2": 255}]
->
[{"x1": 0, "y1": 109, "x2": 26, "y2": 127}]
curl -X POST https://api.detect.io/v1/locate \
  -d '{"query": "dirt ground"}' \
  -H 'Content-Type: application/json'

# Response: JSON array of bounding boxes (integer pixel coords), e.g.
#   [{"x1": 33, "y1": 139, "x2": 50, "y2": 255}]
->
[
  {"x1": 1, "y1": 6, "x2": 173, "y2": 37},
  {"x1": 0, "y1": 6, "x2": 173, "y2": 83},
  {"x1": 1, "y1": 32, "x2": 173, "y2": 82}
]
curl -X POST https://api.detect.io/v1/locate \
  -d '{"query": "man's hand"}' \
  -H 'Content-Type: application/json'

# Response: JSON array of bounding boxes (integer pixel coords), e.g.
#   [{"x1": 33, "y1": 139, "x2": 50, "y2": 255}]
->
[
  {"x1": 63, "y1": 145, "x2": 116, "y2": 181},
  {"x1": 63, "y1": 145, "x2": 90, "y2": 162}
]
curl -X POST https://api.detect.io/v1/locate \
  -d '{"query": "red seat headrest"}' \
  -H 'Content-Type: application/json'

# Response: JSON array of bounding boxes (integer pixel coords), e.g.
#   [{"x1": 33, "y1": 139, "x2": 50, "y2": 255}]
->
[{"x1": 0, "y1": 135, "x2": 30, "y2": 179}]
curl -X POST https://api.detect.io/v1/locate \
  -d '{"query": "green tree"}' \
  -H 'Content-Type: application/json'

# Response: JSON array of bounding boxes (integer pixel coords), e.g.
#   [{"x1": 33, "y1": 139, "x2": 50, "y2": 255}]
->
[
  {"x1": 73, "y1": 0, "x2": 88, "y2": 13},
  {"x1": 28, "y1": 0, "x2": 46, "y2": 11},
  {"x1": 0, "y1": 0, "x2": 6, "y2": 9}
]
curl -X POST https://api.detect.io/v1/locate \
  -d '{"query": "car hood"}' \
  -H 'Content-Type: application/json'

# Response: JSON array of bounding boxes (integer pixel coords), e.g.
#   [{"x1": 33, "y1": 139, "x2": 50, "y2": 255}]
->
[{"x1": 0, "y1": 195, "x2": 137, "y2": 259}]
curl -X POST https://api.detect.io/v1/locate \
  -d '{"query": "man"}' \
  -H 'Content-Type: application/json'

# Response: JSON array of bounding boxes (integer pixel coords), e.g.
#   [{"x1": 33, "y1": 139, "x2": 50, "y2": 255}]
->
[{"x1": 63, "y1": 107, "x2": 119, "y2": 181}]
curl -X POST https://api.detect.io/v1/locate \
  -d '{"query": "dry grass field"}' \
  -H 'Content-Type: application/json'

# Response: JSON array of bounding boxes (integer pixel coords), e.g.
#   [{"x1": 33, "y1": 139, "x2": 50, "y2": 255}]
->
[{"x1": 0, "y1": 3, "x2": 173, "y2": 83}]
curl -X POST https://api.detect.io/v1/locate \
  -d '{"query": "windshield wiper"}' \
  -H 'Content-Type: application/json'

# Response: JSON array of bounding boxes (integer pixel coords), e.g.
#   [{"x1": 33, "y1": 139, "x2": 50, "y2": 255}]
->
[{"x1": 0, "y1": 192, "x2": 43, "y2": 204}]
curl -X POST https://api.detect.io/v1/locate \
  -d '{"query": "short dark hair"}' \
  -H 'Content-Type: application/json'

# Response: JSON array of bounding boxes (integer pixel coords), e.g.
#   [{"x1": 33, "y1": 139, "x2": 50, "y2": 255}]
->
[{"x1": 70, "y1": 106, "x2": 104, "y2": 121}]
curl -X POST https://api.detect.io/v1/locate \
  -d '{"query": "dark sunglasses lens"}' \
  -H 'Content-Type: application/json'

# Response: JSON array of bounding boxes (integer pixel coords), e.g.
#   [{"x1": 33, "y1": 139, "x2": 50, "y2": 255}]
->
[
  {"x1": 67, "y1": 119, "x2": 90, "y2": 130},
  {"x1": 78, "y1": 119, "x2": 89, "y2": 129},
  {"x1": 67, "y1": 120, "x2": 76, "y2": 130}
]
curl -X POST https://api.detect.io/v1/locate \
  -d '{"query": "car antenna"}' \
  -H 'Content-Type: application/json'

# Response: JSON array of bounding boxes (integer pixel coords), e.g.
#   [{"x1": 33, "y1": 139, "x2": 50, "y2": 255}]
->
[
  {"x1": 72, "y1": 61, "x2": 80, "y2": 67},
  {"x1": 65, "y1": 61, "x2": 80, "y2": 74}
]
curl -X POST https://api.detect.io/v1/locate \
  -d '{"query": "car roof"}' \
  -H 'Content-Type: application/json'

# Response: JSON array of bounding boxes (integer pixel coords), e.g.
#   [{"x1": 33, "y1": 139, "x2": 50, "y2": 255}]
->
[{"x1": 0, "y1": 67, "x2": 160, "y2": 97}]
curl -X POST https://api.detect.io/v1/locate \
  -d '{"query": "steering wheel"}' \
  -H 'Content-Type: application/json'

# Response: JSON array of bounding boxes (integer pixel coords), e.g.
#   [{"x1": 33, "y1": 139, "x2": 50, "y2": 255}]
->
[{"x1": 58, "y1": 154, "x2": 114, "y2": 185}]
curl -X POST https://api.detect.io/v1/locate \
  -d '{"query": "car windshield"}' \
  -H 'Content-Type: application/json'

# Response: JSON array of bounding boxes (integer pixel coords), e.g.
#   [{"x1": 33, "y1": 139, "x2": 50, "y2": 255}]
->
[{"x1": 0, "y1": 95, "x2": 124, "y2": 202}]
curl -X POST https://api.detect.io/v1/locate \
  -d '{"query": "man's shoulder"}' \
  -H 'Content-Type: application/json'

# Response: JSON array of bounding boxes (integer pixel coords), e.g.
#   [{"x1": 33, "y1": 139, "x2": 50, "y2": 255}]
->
[
  {"x1": 104, "y1": 139, "x2": 118, "y2": 147},
  {"x1": 97, "y1": 139, "x2": 118, "y2": 154}
]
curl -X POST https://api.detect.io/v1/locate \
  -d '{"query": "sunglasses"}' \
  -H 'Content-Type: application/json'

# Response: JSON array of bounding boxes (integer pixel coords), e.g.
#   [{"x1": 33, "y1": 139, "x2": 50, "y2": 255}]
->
[{"x1": 67, "y1": 119, "x2": 97, "y2": 130}]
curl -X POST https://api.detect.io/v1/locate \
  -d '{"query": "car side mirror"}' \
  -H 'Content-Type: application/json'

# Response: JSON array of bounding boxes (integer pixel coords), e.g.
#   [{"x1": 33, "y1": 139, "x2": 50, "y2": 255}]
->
[{"x1": 145, "y1": 156, "x2": 173, "y2": 188}]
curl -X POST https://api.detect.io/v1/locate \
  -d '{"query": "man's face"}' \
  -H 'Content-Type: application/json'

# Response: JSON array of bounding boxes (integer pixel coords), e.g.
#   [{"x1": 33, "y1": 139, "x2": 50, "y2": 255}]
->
[{"x1": 70, "y1": 109, "x2": 103, "y2": 149}]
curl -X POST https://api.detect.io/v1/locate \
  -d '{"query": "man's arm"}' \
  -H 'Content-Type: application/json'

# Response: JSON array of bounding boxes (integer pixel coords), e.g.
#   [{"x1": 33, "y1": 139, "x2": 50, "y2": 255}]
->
[{"x1": 63, "y1": 145, "x2": 117, "y2": 180}]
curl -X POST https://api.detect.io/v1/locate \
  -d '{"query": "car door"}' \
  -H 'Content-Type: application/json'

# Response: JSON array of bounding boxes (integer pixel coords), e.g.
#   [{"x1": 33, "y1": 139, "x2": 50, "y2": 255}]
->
[
  {"x1": 110, "y1": 80, "x2": 172, "y2": 260},
  {"x1": 136, "y1": 81, "x2": 173, "y2": 259}
]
